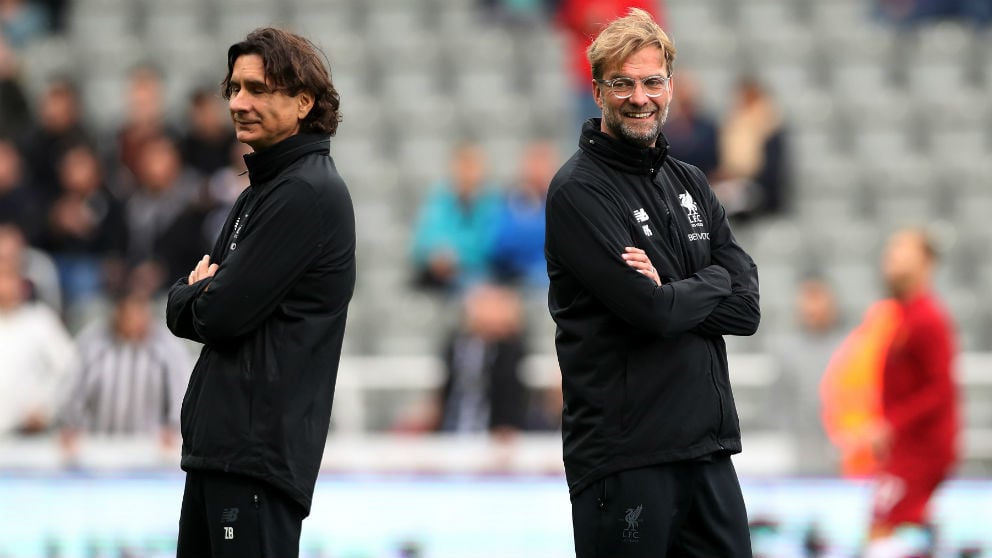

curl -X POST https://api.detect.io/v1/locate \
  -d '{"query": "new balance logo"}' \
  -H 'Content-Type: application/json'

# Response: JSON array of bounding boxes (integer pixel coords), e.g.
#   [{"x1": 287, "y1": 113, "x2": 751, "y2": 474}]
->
[
  {"x1": 221, "y1": 508, "x2": 239, "y2": 523},
  {"x1": 223, "y1": 526, "x2": 234, "y2": 540},
  {"x1": 633, "y1": 208, "x2": 650, "y2": 223}
]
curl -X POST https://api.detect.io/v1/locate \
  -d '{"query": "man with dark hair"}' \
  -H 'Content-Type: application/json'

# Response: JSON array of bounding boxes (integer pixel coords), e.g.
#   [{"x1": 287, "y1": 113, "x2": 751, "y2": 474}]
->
[
  {"x1": 166, "y1": 27, "x2": 354, "y2": 557},
  {"x1": 865, "y1": 228, "x2": 958, "y2": 556},
  {"x1": 545, "y1": 9, "x2": 759, "y2": 557},
  {"x1": 60, "y1": 289, "x2": 190, "y2": 445},
  {"x1": 181, "y1": 87, "x2": 237, "y2": 177},
  {"x1": 19, "y1": 76, "x2": 91, "y2": 206}
]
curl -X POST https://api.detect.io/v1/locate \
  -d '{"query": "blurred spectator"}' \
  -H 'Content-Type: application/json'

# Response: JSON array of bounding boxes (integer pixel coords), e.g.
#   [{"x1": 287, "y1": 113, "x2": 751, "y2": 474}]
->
[
  {"x1": 0, "y1": 35, "x2": 31, "y2": 138},
  {"x1": 479, "y1": 0, "x2": 556, "y2": 25},
  {"x1": 39, "y1": 142, "x2": 126, "y2": 312},
  {"x1": 59, "y1": 290, "x2": 190, "y2": 454},
  {"x1": 526, "y1": 371, "x2": 563, "y2": 431},
  {"x1": 123, "y1": 135, "x2": 204, "y2": 293},
  {"x1": 770, "y1": 275, "x2": 845, "y2": 475},
  {"x1": 19, "y1": 77, "x2": 92, "y2": 205},
  {"x1": 437, "y1": 285, "x2": 528, "y2": 434},
  {"x1": 35, "y1": 0, "x2": 65, "y2": 32},
  {"x1": 0, "y1": 223, "x2": 60, "y2": 311},
  {"x1": 180, "y1": 87, "x2": 237, "y2": 179},
  {"x1": 116, "y1": 64, "x2": 178, "y2": 189},
  {"x1": 556, "y1": 0, "x2": 666, "y2": 123},
  {"x1": 712, "y1": 77, "x2": 788, "y2": 220},
  {"x1": 0, "y1": 262, "x2": 76, "y2": 435},
  {"x1": 865, "y1": 229, "x2": 958, "y2": 555},
  {"x1": 877, "y1": 0, "x2": 992, "y2": 26},
  {"x1": 490, "y1": 140, "x2": 557, "y2": 288},
  {"x1": 203, "y1": 140, "x2": 251, "y2": 244},
  {"x1": 664, "y1": 71, "x2": 719, "y2": 176},
  {"x1": 0, "y1": 137, "x2": 42, "y2": 242},
  {"x1": 410, "y1": 142, "x2": 502, "y2": 292},
  {"x1": 0, "y1": 0, "x2": 49, "y2": 50}
]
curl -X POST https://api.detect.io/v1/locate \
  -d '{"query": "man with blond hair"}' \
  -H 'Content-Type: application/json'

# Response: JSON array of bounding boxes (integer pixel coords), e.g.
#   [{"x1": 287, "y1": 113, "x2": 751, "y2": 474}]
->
[{"x1": 545, "y1": 9, "x2": 759, "y2": 556}]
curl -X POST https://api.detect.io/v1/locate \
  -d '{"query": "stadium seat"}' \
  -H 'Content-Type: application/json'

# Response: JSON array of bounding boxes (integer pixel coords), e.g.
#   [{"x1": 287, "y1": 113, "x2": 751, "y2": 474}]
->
[{"x1": 68, "y1": 0, "x2": 137, "y2": 41}]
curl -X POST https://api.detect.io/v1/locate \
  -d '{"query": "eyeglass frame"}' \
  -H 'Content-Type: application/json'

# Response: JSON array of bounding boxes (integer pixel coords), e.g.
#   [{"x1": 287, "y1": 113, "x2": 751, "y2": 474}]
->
[{"x1": 595, "y1": 74, "x2": 673, "y2": 99}]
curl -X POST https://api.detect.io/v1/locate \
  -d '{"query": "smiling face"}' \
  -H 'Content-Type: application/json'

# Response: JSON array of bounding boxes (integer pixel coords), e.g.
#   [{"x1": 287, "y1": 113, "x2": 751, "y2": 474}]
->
[
  {"x1": 594, "y1": 46, "x2": 672, "y2": 148},
  {"x1": 227, "y1": 54, "x2": 314, "y2": 151}
]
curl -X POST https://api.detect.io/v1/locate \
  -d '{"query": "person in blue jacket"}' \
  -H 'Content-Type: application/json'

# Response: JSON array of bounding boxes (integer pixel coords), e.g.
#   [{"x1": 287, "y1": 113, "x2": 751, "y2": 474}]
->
[
  {"x1": 490, "y1": 140, "x2": 558, "y2": 289},
  {"x1": 410, "y1": 142, "x2": 502, "y2": 291}
]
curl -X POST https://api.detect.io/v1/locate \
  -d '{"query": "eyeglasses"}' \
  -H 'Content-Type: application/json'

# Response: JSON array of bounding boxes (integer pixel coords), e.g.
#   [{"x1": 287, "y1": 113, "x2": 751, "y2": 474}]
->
[{"x1": 596, "y1": 75, "x2": 672, "y2": 99}]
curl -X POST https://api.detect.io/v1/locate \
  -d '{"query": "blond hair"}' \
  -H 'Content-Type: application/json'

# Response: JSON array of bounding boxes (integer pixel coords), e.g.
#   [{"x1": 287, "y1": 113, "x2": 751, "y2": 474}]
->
[{"x1": 587, "y1": 8, "x2": 676, "y2": 81}]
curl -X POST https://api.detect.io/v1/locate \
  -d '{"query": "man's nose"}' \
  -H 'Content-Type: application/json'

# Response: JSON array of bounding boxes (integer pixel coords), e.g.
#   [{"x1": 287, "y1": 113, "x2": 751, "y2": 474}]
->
[
  {"x1": 229, "y1": 89, "x2": 249, "y2": 113},
  {"x1": 627, "y1": 81, "x2": 650, "y2": 105}
]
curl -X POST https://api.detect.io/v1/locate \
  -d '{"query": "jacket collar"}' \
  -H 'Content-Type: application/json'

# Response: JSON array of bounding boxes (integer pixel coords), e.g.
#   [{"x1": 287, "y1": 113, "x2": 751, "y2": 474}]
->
[
  {"x1": 578, "y1": 118, "x2": 669, "y2": 176},
  {"x1": 243, "y1": 133, "x2": 330, "y2": 185}
]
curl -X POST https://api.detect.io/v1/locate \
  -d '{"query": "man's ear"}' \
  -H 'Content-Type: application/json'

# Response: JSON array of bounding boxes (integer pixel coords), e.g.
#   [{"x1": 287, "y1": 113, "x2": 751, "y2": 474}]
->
[
  {"x1": 297, "y1": 92, "x2": 315, "y2": 120},
  {"x1": 591, "y1": 79, "x2": 604, "y2": 110}
]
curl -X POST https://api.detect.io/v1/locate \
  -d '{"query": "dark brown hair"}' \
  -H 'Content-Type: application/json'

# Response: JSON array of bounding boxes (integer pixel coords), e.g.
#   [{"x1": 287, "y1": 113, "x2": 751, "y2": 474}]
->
[{"x1": 222, "y1": 27, "x2": 341, "y2": 136}]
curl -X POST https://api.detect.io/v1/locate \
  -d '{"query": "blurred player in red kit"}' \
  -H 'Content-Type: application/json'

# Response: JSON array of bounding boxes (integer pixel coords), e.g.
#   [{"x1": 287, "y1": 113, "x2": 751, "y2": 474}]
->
[{"x1": 866, "y1": 228, "x2": 959, "y2": 556}]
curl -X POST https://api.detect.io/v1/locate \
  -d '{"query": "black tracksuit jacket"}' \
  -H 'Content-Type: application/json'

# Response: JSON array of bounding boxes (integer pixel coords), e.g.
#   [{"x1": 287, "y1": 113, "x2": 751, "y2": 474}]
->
[
  {"x1": 166, "y1": 133, "x2": 356, "y2": 514},
  {"x1": 546, "y1": 119, "x2": 760, "y2": 497}
]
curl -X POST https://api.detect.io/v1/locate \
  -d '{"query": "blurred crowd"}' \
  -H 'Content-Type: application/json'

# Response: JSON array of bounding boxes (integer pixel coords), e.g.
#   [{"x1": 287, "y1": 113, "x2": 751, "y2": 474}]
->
[
  {"x1": 875, "y1": 0, "x2": 992, "y2": 26},
  {"x1": 0, "y1": 62, "x2": 242, "y2": 440},
  {"x1": 0, "y1": 0, "x2": 794, "y2": 452},
  {"x1": 0, "y1": 0, "x2": 969, "y2": 487},
  {"x1": 1, "y1": 1, "x2": 254, "y2": 452}
]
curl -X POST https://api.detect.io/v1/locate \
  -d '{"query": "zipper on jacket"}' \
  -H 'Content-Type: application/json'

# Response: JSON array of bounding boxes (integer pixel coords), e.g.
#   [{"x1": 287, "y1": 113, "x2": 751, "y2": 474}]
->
[
  {"x1": 652, "y1": 177, "x2": 691, "y2": 278},
  {"x1": 227, "y1": 186, "x2": 258, "y2": 255}
]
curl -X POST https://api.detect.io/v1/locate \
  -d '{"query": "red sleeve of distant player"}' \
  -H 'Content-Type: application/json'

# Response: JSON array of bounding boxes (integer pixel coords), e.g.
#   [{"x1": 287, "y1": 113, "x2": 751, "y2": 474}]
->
[{"x1": 884, "y1": 306, "x2": 955, "y2": 431}]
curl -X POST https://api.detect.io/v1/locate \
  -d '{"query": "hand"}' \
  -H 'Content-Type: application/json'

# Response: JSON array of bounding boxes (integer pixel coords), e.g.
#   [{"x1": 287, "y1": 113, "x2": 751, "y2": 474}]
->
[
  {"x1": 622, "y1": 247, "x2": 661, "y2": 286},
  {"x1": 866, "y1": 420, "x2": 893, "y2": 463},
  {"x1": 187, "y1": 254, "x2": 219, "y2": 285}
]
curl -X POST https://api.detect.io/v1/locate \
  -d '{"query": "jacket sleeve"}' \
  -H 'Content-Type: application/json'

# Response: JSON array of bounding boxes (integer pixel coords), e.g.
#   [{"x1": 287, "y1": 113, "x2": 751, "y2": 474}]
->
[
  {"x1": 37, "y1": 308, "x2": 78, "y2": 424},
  {"x1": 166, "y1": 180, "x2": 325, "y2": 345},
  {"x1": 166, "y1": 188, "x2": 251, "y2": 344},
  {"x1": 884, "y1": 315, "x2": 955, "y2": 432},
  {"x1": 166, "y1": 278, "x2": 209, "y2": 343},
  {"x1": 690, "y1": 168, "x2": 761, "y2": 337},
  {"x1": 547, "y1": 180, "x2": 732, "y2": 338},
  {"x1": 57, "y1": 338, "x2": 90, "y2": 430}
]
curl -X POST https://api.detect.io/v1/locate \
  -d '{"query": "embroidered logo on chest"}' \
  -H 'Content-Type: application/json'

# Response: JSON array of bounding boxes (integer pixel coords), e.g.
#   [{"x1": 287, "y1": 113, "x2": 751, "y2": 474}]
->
[{"x1": 679, "y1": 192, "x2": 709, "y2": 241}]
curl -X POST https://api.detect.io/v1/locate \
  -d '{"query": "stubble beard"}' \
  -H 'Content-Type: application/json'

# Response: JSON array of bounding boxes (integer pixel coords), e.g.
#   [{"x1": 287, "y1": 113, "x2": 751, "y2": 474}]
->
[{"x1": 603, "y1": 101, "x2": 669, "y2": 148}]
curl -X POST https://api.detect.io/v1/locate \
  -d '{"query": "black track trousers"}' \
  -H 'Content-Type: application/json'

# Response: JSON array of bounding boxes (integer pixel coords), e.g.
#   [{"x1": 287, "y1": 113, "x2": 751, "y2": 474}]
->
[
  {"x1": 177, "y1": 470, "x2": 306, "y2": 558},
  {"x1": 571, "y1": 455, "x2": 752, "y2": 558}
]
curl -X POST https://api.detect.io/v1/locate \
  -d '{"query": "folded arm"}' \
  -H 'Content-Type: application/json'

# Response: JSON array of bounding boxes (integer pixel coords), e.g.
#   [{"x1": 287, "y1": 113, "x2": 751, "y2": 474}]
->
[
  {"x1": 690, "y1": 168, "x2": 760, "y2": 337},
  {"x1": 167, "y1": 183, "x2": 324, "y2": 345},
  {"x1": 547, "y1": 182, "x2": 731, "y2": 338}
]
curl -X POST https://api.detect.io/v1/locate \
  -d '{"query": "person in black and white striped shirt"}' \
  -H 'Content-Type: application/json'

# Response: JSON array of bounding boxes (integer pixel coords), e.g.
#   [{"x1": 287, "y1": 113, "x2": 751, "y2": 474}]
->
[{"x1": 59, "y1": 290, "x2": 191, "y2": 452}]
